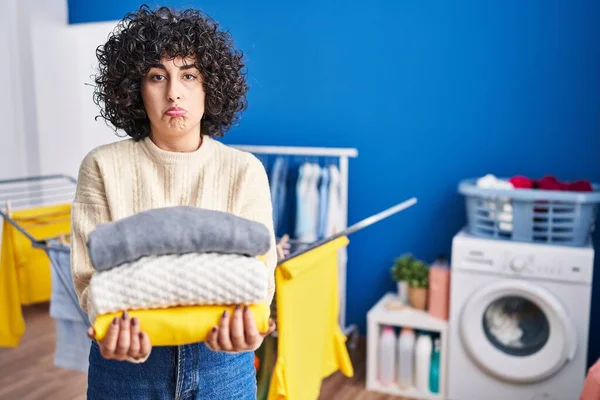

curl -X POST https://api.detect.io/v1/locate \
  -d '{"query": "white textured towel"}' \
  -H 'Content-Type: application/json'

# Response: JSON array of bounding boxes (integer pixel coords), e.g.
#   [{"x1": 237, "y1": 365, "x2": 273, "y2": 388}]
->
[{"x1": 89, "y1": 253, "x2": 268, "y2": 316}]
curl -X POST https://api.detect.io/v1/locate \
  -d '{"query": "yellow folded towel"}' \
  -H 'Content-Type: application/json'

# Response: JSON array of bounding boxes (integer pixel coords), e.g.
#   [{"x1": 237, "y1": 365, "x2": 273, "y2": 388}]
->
[{"x1": 93, "y1": 302, "x2": 270, "y2": 347}]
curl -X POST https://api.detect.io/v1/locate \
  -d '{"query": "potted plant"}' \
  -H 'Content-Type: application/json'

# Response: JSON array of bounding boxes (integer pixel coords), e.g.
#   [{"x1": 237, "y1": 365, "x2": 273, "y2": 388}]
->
[
  {"x1": 390, "y1": 254, "x2": 414, "y2": 303},
  {"x1": 408, "y1": 260, "x2": 429, "y2": 310}
]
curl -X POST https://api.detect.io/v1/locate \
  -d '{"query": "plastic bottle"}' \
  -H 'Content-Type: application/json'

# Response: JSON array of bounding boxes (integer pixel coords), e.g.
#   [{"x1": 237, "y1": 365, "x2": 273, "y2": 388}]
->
[
  {"x1": 415, "y1": 332, "x2": 432, "y2": 393},
  {"x1": 397, "y1": 327, "x2": 415, "y2": 389},
  {"x1": 429, "y1": 338, "x2": 440, "y2": 394},
  {"x1": 378, "y1": 326, "x2": 397, "y2": 385},
  {"x1": 428, "y1": 255, "x2": 451, "y2": 320}
]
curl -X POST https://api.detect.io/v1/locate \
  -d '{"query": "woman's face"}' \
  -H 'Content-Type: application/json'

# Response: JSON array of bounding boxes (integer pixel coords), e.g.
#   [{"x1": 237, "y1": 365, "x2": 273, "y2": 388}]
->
[{"x1": 141, "y1": 56, "x2": 205, "y2": 140}]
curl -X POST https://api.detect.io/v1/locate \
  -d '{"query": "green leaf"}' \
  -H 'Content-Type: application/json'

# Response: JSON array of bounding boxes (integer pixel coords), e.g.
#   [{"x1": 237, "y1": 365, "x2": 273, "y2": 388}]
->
[
  {"x1": 391, "y1": 253, "x2": 415, "y2": 281},
  {"x1": 391, "y1": 253, "x2": 431, "y2": 287}
]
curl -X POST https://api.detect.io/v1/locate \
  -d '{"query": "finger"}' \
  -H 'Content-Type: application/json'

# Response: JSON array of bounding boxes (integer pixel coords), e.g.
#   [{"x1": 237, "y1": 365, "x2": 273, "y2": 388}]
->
[
  {"x1": 101, "y1": 317, "x2": 120, "y2": 357},
  {"x1": 87, "y1": 327, "x2": 96, "y2": 340},
  {"x1": 115, "y1": 311, "x2": 131, "y2": 358},
  {"x1": 128, "y1": 317, "x2": 141, "y2": 358},
  {"x1": 138, "y1": 332, "x2": 152, "y2": 359},
  {"x1": 206, "y1": 326, "x2": 220, "y2": 351},
  {"x1": 230, "y1": 305, "x2": 246, "y2": 349},
  {"x1": 217, "y1": 310, "x2": 233, "y2": 351},
  {"x1": 243, "y1": 306, "x2": 260, "y2": 348},
  {"x1": 276, "y1": 244, "x2": 285, "y2": 260},
  {"x1": 261, "y1": 318, "x2": 277, "y2": 337}
]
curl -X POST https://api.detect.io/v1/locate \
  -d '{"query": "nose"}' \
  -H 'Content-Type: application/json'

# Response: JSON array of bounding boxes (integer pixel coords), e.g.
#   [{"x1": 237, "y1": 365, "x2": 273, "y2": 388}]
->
[{"x1": 167, "y1": 79, "x2": 182, "y2": 102}]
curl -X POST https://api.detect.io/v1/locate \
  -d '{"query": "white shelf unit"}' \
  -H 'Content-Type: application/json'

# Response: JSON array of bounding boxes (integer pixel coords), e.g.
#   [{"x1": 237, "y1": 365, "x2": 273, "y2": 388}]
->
[{"x1": 366, "y1": 292, "x2": 448, "y2": 400}]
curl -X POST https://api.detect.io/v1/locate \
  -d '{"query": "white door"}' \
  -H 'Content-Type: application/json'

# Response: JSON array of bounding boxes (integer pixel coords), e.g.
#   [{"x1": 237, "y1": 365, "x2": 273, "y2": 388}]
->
[{"x1": 460, "y1": 280, "x2": 577, "y2": 383}]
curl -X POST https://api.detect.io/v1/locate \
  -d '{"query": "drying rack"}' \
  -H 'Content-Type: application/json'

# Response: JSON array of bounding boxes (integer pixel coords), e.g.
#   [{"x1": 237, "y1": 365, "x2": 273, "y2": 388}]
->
[{"x1": 0, "y1": 174, "x2": 90, "y2": 327}]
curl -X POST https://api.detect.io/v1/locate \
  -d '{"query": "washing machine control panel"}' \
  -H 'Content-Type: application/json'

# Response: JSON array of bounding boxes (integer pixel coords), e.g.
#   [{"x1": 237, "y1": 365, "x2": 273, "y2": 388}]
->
[
  {"x1": 509, "y1": 255, "x2": 528, "y2": 272},
  {"x1": 452, "y1": 235, "x2": 594, "y2": 284}
]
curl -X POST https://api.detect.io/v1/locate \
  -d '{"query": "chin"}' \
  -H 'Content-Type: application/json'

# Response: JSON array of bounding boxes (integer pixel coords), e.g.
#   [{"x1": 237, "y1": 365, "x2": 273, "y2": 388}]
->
[{"x1": 166, "y1": 118, "x2": 192, "y2": 131}]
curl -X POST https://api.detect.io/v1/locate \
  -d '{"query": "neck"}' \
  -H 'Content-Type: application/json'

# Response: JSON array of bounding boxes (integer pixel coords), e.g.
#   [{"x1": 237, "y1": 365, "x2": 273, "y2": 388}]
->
[{"x1": 149, "y1": 131, "x2": 202, "y2": 153}]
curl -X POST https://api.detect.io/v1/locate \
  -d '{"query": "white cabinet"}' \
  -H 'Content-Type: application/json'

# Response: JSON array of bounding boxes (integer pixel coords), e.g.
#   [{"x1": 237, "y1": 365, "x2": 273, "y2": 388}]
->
[{"x1": 366, "y1": 292, "x2": 448, "y2": 400}]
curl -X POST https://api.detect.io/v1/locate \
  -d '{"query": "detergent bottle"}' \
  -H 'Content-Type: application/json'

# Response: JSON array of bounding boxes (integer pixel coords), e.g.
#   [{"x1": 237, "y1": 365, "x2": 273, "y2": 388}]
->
[
  {"x1": 415, "y1": 332, "x2": 432, "y2": 393},
  {"x1": 397, "y1": 327, "x2": 415, "y2": 389},
  {"x1": 428, "y1": 255, "x2": 450, "y2": 320},
  {"x1": 429, "y1": 338, "x2": 440, "y2": 394},
  {"x1": 378, "y1": 326, "x2": 396, "y2": 385}
]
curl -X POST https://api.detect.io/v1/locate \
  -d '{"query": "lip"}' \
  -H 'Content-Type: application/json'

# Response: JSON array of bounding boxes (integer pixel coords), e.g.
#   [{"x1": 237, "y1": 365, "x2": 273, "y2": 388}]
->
[{"x1": 165, "y1": 107, "x2": 187, "y2": 117}]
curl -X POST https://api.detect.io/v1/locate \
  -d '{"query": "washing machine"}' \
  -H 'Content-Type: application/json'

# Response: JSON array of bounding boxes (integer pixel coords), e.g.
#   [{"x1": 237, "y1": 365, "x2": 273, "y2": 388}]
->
[{"x1": 447, "y1": 230, "x2": 594, "y2": 400}]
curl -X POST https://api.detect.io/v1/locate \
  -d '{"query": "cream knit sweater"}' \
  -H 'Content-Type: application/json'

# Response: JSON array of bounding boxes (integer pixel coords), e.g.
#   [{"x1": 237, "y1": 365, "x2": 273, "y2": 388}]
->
[{"x1": 70, "y1": 135, "x2": 277, "y2": 314}]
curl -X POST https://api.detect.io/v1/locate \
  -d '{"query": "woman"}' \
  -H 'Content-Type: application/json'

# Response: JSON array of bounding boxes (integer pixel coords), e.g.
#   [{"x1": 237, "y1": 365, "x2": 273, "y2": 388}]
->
[{"x1": 70, "y1": 5, "x2": 277, "y2": 399}]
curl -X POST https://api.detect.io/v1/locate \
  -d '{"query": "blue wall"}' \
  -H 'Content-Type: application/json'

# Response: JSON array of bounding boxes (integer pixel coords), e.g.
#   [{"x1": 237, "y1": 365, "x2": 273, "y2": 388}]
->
[{"x1": 69, "y1": 1, "x2": 600, "y2": 365}]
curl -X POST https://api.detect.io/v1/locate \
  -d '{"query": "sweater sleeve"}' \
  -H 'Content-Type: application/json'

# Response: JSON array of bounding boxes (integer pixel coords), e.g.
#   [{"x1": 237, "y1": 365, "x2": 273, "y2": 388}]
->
[
  {"x1": 71, "y1": 151, "x2": 154, "y2": 364},
  {"x1": 70, "y1": 152, "x2": 111, "y2": 314},
  {"x1": 238, "y1": 155, "x2": 277, "y2": 307}
]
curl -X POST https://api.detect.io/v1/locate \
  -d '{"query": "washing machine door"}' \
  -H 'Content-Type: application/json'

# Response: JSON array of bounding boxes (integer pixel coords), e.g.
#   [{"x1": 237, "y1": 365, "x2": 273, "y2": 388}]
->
[{"x1": 460, "y1": 279, "x2": 577, "y2": 383}]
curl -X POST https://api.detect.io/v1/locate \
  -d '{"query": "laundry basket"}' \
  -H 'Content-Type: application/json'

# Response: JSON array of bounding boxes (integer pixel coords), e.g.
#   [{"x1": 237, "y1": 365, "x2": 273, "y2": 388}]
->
[{"x1": 458, "y1": 178, "x2": 600, "y2": 246}]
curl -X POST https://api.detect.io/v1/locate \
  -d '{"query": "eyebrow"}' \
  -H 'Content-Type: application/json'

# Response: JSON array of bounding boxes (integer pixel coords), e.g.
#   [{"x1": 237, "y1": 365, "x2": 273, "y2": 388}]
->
[{"x1": 148, "y1": 63, "x2": 198, "y2": 71}]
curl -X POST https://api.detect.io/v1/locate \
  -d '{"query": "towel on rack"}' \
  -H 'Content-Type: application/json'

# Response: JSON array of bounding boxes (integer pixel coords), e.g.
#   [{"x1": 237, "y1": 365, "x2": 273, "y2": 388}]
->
[
  {"x1": 48, "y1": 244, "x2": 91, "y2": 373},
  {"x1": 268, "y1": 236, "x2": 354, "y2": 400},
  {"x1": 0, "y1": 203, "x2": 71, "y2": 347},
  {"x1": 88, "y1": 252, "x2": 269, "y2": 317},
  {"x1": 87, "y1": 206, "x2": 271, "y2": 271}
]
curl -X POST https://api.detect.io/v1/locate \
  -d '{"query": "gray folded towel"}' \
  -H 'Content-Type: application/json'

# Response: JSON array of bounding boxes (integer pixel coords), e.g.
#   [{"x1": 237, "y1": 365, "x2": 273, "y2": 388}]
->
[{"x1": 87, "y1": 206, "x2": 271, "y2": 271}]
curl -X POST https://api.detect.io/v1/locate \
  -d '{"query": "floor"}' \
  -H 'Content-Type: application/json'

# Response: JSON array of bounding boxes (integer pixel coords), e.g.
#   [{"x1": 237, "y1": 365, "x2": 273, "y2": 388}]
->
[{"x1": 0, "y1": 303, "x2": 407, "y2": 400}]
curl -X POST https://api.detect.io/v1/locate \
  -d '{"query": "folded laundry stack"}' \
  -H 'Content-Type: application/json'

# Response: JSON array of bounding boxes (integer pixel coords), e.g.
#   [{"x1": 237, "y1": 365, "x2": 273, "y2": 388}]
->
[{"x1": 86, "y1": 206, "x2": 272, "y2": 346}]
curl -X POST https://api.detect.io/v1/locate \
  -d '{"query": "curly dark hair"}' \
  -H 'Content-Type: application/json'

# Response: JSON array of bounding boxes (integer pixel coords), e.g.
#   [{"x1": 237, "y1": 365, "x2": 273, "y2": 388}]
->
[{"x1": 93, "y1": 5, "x2": 248, "y2": 140}]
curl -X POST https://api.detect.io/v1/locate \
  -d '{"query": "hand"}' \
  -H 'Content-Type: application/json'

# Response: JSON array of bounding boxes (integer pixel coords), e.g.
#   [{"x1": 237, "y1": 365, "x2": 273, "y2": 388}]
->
[
  {"x1": 276, "y1": 234, "x2": 290, "y2": 260},
  {"x1": 87, "y1": 310, "x2": 152, "y2": 362},
  {"x1": 206, "y1": 305, "x2": 276, "y2": 353}
]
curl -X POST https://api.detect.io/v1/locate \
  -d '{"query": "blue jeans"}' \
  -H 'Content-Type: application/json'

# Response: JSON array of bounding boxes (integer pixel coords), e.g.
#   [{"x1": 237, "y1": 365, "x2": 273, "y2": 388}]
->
[{"x1": 87, "y1": 341, "x2": 257, "y2": 399}]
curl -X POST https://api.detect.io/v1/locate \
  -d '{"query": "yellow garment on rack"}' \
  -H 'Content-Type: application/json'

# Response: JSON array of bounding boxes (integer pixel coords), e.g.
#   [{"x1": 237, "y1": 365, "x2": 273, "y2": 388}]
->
[
  {"x1": 93, "y1": 302, "x2": 270, "y2": 346},
  {"x1": 0, "y1": 203, "x2": 71, "y2": 347},
  {"x1": 268, "y1": 236, "x2": 354, "y2": 400}
]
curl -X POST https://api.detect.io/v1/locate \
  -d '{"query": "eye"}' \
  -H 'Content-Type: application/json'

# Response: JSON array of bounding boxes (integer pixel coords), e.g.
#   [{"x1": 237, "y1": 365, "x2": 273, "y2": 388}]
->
[
  {"x1": 149, "y1": 74, "x2": 166, "y2": 81},
  {"x1": 183, "y1": 74, "x2": 197, "y2": 80}
]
